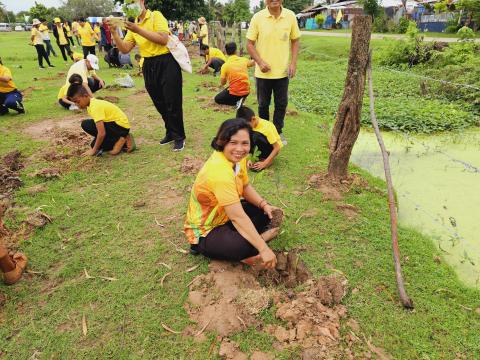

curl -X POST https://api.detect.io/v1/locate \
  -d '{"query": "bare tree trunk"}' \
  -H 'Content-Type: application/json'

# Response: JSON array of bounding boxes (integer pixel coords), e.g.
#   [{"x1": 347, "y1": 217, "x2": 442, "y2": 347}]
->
[
  {"x1": 238, "y1": 23, "x2": 243, "y2": 56},
  {"x1": 215, "y1": 23, "x2": 226, "y2": 52},
  {"x1": 367, "y1": 53, "x2": 414, "y2": 310},
  {"x1": 327, "y1": 15, "x2": 372, "y2": 181}
]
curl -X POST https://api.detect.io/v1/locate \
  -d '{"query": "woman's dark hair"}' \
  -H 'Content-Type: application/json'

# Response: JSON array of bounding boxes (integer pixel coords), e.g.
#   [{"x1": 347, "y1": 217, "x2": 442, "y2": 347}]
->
[
  {"x1": 211, "y1": 118, "x2": 253, "y2": 151},
  {"x1": 68, "y1": 73, "x2": 83, "y2": 84}
]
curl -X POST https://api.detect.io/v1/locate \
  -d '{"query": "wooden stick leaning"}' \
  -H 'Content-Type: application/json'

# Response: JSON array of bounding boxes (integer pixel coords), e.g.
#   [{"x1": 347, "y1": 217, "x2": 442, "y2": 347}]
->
[{"x1": 367, "y1": 51, "x2": 414, "y2": 309}]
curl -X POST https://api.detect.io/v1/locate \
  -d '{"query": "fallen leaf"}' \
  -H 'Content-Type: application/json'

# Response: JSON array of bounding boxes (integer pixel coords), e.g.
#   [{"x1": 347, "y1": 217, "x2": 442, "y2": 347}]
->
[
  {"x1": 160, "y1": 272, "x2": 171, "y2": 287},
  {"x1": 82, "y1": 315, "x2": 88, "y2": 336},
  {"x1": 84, "y1": 269, "x2": 95, "y2": 279},
  {"x1": 186, "y1": 264, "x2": 200, "y2": 273},
  {"x1": 161, "y1": 322, "x2": 181, "y2": 334},
  {"x1": 98, "y1": 276, "x2": 118, "y2": 282},
  {"x1": 160, "y1": 262, "x2": 172, "y2": 270}
]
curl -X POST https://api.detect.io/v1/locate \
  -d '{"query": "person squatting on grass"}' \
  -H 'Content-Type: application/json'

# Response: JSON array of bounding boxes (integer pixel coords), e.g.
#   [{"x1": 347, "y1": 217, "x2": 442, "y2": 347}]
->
[
  {"x1": 109, "y1": 0, "x2": 186, "y2": 152},
  {"x1": 236, "y1": 106, "x2": 283, "y2": 171},
  {"x1": 53, "y1": 17, "x2": 74, "y2": 63},
  {"x1": 65, "y1": 54, "x2": 105, "y2": 97},
  {"x1": 199, "y1": 44, "x2": 226, "y2": 76},
  {"x1": 78, "y1": 18, "x2": 97, "y2": 59},
  {"x1": 67, "y1": 84, "x2": 136, "y2": 156},
  {"x1": 184, "y1": 118, "x2": 283, "y2": 268},
  {"x1": 57, "y1": 74, "x2": 83, "y2": 110},
  {"x1": 0, "y1": 59, "x2": 25, "y2": 116},
  {"x1": 31, "y1": 19, "x2": 54, "y2": 69},
  {"x1": 247, "y1": 0, "x2": 301, "y2": 145},
  {"x1": 215, "y1": 42, "x2": 255, "y2": 106},
  {"x1": 0, "y1": 245, "x2": 27, "y2": 285}
]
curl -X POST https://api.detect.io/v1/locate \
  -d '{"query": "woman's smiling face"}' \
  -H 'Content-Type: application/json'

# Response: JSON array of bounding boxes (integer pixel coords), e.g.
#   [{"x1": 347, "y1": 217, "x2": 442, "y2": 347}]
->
[{"x1": 223, "y1": 129, "x2": 251, "y2": 163}]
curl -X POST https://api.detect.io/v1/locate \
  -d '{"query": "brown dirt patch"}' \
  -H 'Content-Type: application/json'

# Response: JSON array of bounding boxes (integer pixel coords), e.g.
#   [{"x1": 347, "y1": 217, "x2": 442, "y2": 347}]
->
[
  {"x1": 0, "y1": 152, "x2": 23, "y2": 197},
  {"x1": 336, "y1": 204, "x2": 359, "y2": 219},
  {"x1": 3, "y1": 151, "x2": 23, "y2": 172},
  {"x1": 97, "y1": 96, "x2": 120, "y2": 103},
  {"x1": 32, "y1": 168, "x2": 61, "y2": 180},
  {"x1": 134, "y1": 89, "x2": 147, "y2": 95},
  {"x1": 24, "y1": 116, "x2": 85, "y2": 141},
  {"x1": 181, "y1": 156, "x2": 204, "y2": 175},
  {"x1": 286, "y1": 109, "x2": 299, "y2": 116},
  {"x1": 144, "y1": 182, "x2": 184, "y2": 212},
  {"x1": 25, "y1": 211, "x2": 53, "y2": 229},
  {"x1": 26, "y1": 184, "x2": 48, "y2": 195},
  {"x1": 308, "y1": 173, "x2": 344, "y2": 201},
  {"x1": 200, "y1": 99, "x2": 234, "y2": 113},
  {"x1": 269, "y1": 208, "x2": 284, "y2": 229},
  {"x1": 199, "y1": 81, "x2": 219, "y2": 92}
]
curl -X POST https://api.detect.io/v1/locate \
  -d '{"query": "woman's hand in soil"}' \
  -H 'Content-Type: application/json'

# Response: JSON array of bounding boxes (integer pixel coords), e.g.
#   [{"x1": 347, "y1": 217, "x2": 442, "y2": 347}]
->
[
  {"x1": 260, "y1": 246, "x2": 276, "y2": 269},
  {"x1": 82, "y1": 149, "x2": 96, "y2": 156},
  {"x1": 263, "y1": 204, "x2": 275, "y2": 220}
]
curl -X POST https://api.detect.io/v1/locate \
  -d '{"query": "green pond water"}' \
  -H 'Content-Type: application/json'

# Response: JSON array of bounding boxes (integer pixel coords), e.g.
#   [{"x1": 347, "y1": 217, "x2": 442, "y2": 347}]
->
[{"x1": 351, "y1": 128, "x2": 480, "y2": 287}]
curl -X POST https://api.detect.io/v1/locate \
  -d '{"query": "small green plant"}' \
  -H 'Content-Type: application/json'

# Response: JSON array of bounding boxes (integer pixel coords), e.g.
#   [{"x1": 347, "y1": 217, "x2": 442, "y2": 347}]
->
[
  {"x1": 123, "y1": 0, "x2": 142, "y2": 20},
  {"x1": 457, "y1": 26, "x2": 475, "y2": 41},
  {"x1": 395, "y1": 17, "x2": 412, "y2": 34},
  {"x1": 315, "y1": 14, "x2": 325, "y2": 27}
]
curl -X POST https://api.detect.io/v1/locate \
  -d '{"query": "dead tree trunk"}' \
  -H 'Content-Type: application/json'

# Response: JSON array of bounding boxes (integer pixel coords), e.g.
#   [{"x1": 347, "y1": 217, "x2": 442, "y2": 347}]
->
[
  {"x1": 238, "y1": 23, "x2": 243, "y2": 56},
  {"x1": 367, "y1": 53, "x2": 414, "y2": 309},
  {"x1": 327, "y1": 15, "x2": 372, "y2": 181}
]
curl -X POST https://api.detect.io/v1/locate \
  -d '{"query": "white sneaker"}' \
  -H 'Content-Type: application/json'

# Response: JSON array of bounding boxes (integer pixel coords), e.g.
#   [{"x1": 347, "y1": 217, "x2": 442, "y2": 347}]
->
[
  {"x1": 69, "y1": 104, "x2": 79, "y2": 111},
  {"x1": 280, "y1": 133, "x2": 287, "y2": 146}
]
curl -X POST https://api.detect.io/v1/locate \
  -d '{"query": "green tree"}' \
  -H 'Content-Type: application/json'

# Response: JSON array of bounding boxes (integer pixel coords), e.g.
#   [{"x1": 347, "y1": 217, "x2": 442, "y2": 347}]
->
[
  {"x1": 283, "y1": 0, "x2": 313, "y2": 14},
  {"x1": 16, "y1": 11, "x2": 30, "y2": 23},
  {"x1": 207, "y1": 0, "x2": 224, "y2": 20},
  {"x1": 223, "y1": 0, "x2": 251, "y2": 25},
  {"x1": 58, "y1": 0, "x2": 114, "y2": 19},
  {"x1": 144, "y1": 0, "x2": 210, "y2": 20},
  {"x1": 29, "y1": 2, "x2": 54, "y2": 21},
  {"x1": 458, "y1": 0, "x2": 480, "y2": 31}
]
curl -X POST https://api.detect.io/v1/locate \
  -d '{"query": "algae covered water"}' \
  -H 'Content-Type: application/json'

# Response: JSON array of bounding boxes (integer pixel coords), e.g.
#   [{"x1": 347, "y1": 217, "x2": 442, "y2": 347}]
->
[{"x1": 352, "y1": 128, "x2": 480, "y2": 287}]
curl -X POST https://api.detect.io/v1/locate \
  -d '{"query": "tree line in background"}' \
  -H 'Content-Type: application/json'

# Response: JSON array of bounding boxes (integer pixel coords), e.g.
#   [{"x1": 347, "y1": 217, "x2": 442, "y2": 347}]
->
[{"x1": 1, "y1": 0, "x2": 314, "y2": 24}]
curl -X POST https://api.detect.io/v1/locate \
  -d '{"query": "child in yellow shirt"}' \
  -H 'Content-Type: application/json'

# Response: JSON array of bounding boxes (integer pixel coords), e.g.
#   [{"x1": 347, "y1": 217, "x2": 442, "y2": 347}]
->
[
  {"x1": 236, "y1": 106, "x2": 283, "y2": 171},
  {"x1": 67, "y1": 83, "x2": 135, "y2": 156},
  {"x1": 58, "y1": 74, "x2": 83, "y2": 110}
]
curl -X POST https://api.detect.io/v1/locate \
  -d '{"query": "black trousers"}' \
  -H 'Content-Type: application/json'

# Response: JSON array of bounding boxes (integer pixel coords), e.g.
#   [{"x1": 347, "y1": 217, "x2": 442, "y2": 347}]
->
[
  {"x1": 58, "y1": 99, "x2": 70, "y2": 109},
  {"x1": 214, "y1": 88, "x2": 246, "y2": 106},
  {"x1": 58, "y1": 43, "x2": 72, "y2": 61},
  {"x1": 256, "y1": 77, "x2": 289, "y2": 134},
  {"x1": 87, "y1": 78, "x2": 102, "y2": 94},
  {"x1": 34, "y1": 44, "x2": 51, "y2": 67},
  {"x1": 67, "y1": 36, "x2": 75, "y2": 47},
  {"x1": 82, "y1": 46, "x2": 96, "y2": 58},
  {"x1": 192, "y1": 201, "x2": 271, "y2": 262},
  {"x1": 251, "y1": 131, "x2": 274, "y2": 160},
  {"x1": 81, "y1": 119, "x2": 129, "y2": 151},
  {"x1": 44, "y1": 40, "x2": 57, "y2": 57},
  {"x1": 209, "y1": 58, "x2": 225, "y2": 73},
  {"x1": 143, "y1": 53, "x2": 185, "y2": 141}
]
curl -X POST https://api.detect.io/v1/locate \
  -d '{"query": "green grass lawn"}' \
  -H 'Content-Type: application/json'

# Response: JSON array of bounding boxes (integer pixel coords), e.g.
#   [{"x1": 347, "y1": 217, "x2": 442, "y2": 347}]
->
[
  {"x1": 0, "y1": 32, "x2": 479, "y2": 359},
  {"x1": 305, "y1": 28, "x2": 476, "y2": 38}
]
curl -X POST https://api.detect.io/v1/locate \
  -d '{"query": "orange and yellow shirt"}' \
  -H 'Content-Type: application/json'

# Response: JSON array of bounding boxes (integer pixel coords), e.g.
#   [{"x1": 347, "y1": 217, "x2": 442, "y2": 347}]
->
[
  {"x1": 184, "y1": 151, "x2": 249, "y2": 244},
  {"x1": 220, "y1": 55, "x2": 251, "y2": 96}
]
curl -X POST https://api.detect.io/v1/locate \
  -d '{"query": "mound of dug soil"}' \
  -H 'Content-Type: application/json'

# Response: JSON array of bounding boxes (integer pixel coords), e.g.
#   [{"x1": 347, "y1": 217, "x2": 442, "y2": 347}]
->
[
  {"x1": 181, "y1": 156, "x2": 204, "y2": 175},
  {"x1": 308, "y1": 173, "x2": 370, "y2": 201},
  {"x1": 0, "y1": 151, "x2": 24, "y2": 196}
]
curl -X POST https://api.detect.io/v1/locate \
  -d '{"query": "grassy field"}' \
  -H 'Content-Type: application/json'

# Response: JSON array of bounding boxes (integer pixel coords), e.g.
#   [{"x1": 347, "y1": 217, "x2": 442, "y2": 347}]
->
[
  {"x1": 0, "y1": 31, "x2": 479, "y2": 359},
  {"x1": 306, "y1": 28, "x2": 476, "y2": 38}
]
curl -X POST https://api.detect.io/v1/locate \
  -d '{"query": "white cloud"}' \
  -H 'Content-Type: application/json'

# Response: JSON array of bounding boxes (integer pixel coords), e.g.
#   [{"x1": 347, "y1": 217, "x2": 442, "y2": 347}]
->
[{"x1": 4, "y1": 0, "x2": 64, "y2": 13}]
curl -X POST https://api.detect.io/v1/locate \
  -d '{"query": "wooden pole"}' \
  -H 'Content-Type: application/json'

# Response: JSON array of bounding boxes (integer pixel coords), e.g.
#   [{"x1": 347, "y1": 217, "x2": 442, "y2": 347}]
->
[
  {"x1": 367, "y1": 51, "x2": 414, "y2": 309},
  {"x1": 327, "y1": 15, "x2": 372, "y2": 181},
  {"x1": 238, "y1": 23, "x2": 243, "y2": 56}
]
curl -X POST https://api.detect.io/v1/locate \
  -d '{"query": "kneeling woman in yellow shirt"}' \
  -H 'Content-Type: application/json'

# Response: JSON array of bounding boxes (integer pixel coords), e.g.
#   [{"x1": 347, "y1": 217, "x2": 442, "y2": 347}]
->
[
  {"x1": 67, "y1": 84, "x2": 136, "y2": 156},
  {"x1": 184, "y1": 119, "x2": 283, "y2": 268}
]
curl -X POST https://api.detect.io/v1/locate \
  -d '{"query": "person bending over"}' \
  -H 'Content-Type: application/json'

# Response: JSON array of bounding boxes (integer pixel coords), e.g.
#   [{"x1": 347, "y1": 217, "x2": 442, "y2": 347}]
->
[
  {"x1": 184, "y1": 118, "x2": 283, "y2": 268},
  {"x1": 0, "y1": 245, "x2": 27, "y2": 285},
  {"x1": 0, "y1": 58, "x2": 25, "y2": 116},
  {"x1": 199, "y1": 44, "x2": 226, "y2": 76},
  {"x1": 65, "y1": 54, "x2": 104, "y2": 97},
  {"x1": 215, "y1": 42, "x2": 254, "y2": 106},
  {"x1": 236, "y1": 106, "x2": 283, "y2": 171},
  {"x1": 67, "y1": 84, "x2": 136, "y2": 156},
  {"x1": 57, "y1": 74, "x2": 83, "y2": 110}
]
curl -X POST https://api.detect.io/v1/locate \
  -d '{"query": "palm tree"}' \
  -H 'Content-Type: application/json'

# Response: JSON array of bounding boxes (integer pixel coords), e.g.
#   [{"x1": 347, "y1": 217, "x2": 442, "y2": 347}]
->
[{"x1": 208, "y1": 0, "x2": 224, "y2": 20}]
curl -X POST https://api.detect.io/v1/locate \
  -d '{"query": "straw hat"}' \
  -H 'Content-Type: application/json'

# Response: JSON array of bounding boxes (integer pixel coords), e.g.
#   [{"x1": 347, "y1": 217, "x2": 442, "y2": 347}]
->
[
  {"x1": 198, "y1": 17, "x2": 206, "y2": 25},
  {"x1": 32, "y1": 19, "x2": 41, "y2": 26}
]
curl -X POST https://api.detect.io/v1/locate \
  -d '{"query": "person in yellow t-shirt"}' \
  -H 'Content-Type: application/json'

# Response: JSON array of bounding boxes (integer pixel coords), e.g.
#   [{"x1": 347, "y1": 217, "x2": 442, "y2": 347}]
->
[
  {"x1": 39, "y1": 19, "x2": 57, "y2": 58},
  {"x1": 109, "y1": 0, "x2": 186, "y2": 152},
  {"x1": 199, "y1": 44, "x2": 226, "y2": 76},
  {"x1": 191, "y1": 32, "x2": 199, "y2": 45},
  {"x1": 246, "y1": 0, "x2": 301, "y2": 145},
  {"x1": 63, "y1": 20, "x2": 75, "y2": 47},
  {"x1": 67, "y1": 83, "x2": 136, "y2": 156},
  {"x1": 184, "y1": 118, "x2": 283, "y2": 267},
  {"x1": 72, "y1": 19, "x2": 81, "y2": 46},
  {"x1": 78, "y1": 18, "x2": 97, "y2": 58},
  {"x1": 197, "y1": 17, "x2": 208, "y2": 48},
  {"x1": 0, "y1": 58, "x2": 25, "y2": 116},
  {"x1": 236, "y1": 106, "x2": 283, "y2": 171},
  {"x1": 215, "y1": 42, "x2": 255, "y2": 106},
  {"x1": 58, "y1": 73, "x2": 83, "y2": 110},
  {"x1": 93, "y1": 23, "x2": 101, "y2": 52},
  {"x1": 53, "y1": 18, "x2": 73, "y2": 63},
  {"x1": 30, "y1": 19, "x2": 54, "y2": 69}
]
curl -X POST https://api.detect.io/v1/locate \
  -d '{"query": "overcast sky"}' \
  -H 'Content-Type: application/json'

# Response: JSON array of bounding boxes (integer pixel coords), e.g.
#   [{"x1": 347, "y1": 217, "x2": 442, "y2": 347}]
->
[{"x1": 5, "y1": 0, "x2": 262, "y2": 13}]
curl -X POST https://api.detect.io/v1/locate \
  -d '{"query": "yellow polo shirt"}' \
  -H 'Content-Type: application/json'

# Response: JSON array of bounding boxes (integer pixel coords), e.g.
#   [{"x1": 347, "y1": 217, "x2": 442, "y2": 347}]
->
[
  {"x1": 65, "y1": 24, "x2": 72, "y2": 37},
  {"x1": 39, "y1": 24, "x2": 50, "y2": 40},
  {"x1": 206, "y1": 47, "x2": 226, "y2": 62},
  {"x1": 31, "y1": 28, "x2": 43, "y2": 45},
  {"x1": 199, "y1": 24, "x2": 208, "y2": 45},
  {"x1": 72, "y1": 21, "x2": 79, "y2": 33},
  {"x1": 220, "y1": 55, "x2": 250, "y2": 96},
  {"x1": 57, "y1": 84, "x2": 68, "y2": 100},
  {"x1": 94, "y1": 25, "x2": 101, "y2": 41},
  {"x1": 78, "y1": 23, "x2": 96, "y2": 46},
  {"x1": 253, "y1": 119, "x2": 283, "y2": 148},
  {"x1": 0, "y1": 65, "x2": 16, "y2": 93},
  {"x1": 87, "y1": 98, "x2": 130, "y2": 129},
  {"x1": 246, "y1": 7, "x2": 301, "y2": 79},
  {"x1": 57, "y1": 25, "x2": 68, "y2": 45},
  {"x1": 124, "y1": 10, "x2": 170, "y2": 58},
  {"x1": 184, "y1": 151, "x2": 249, "y2": 244}
]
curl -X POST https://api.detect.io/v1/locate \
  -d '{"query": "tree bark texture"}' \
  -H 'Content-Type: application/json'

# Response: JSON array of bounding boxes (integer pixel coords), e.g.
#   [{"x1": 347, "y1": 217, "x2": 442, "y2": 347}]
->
[{"x1": 327, "y1": 15, "x2": 372, "y2": 181}]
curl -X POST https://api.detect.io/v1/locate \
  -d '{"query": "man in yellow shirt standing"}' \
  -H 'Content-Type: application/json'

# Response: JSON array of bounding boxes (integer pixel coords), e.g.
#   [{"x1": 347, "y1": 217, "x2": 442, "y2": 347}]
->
[
  {"x1": 53, "y1": 18, "x2": 73, "y2": 63},
  {"x1": 247, "y1": 0, "x2": 300, "y2": 145},
  {"x1": 30, "y1": 19, "x2": 54, "y2": 69},
  {"x1": 0, "y1": 58, "x2": 25, "y2": 115},
  {"x1": 199, "y1": 44, "x2": 226, "y2": 76},
  {"x1": 109, "y1": 0, "x2": 186, "y2": 151},
  {"x1": 78, "y1": 18, "x2": 97, "y2": 59},
  {"x1": 198, "y1": 17, "x2": 208, "y2": 55}
]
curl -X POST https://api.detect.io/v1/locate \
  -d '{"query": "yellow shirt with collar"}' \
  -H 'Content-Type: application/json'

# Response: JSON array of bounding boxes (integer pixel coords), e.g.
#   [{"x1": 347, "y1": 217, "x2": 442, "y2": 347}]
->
[
  {"x1": 87, "y1": 98, "x2": 130, "y2": 129},
  {"x1": 124, "y1": 10, "x2": 170, "y2": 58},
  {"x1": 57, "y1": 25, "x2": 68, "y2": 45},
  {"x1": 31, "y1": 28, "x2": 43, "y2": 45},
  {"x1": 199, "y1": 24, "x2": 208, "y2": 45},
  {"x1": 206, "y1": 47, "x2": 226, "y2": 62},
  {"x1": 253, "y1": 119, "x2": 283, "y2": 148},
  {"x1": 246, "y1": 7, "x2": 301, "y2": 79},
  {"x1": 220, "y1": 55, "x2": 250, "y2": 96},
  {"x1": 184, "y1": 151, "x2": 249, "y2": 244},
  {"x1": 78, "y1": 23, "x2": 96, "y2": 46},
  {"x1": 0, "y1": 65, "x2": 16, "y2": 93},
  {"x1": 65, "y1": 24, "x2": 72, "y2": 36}
]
